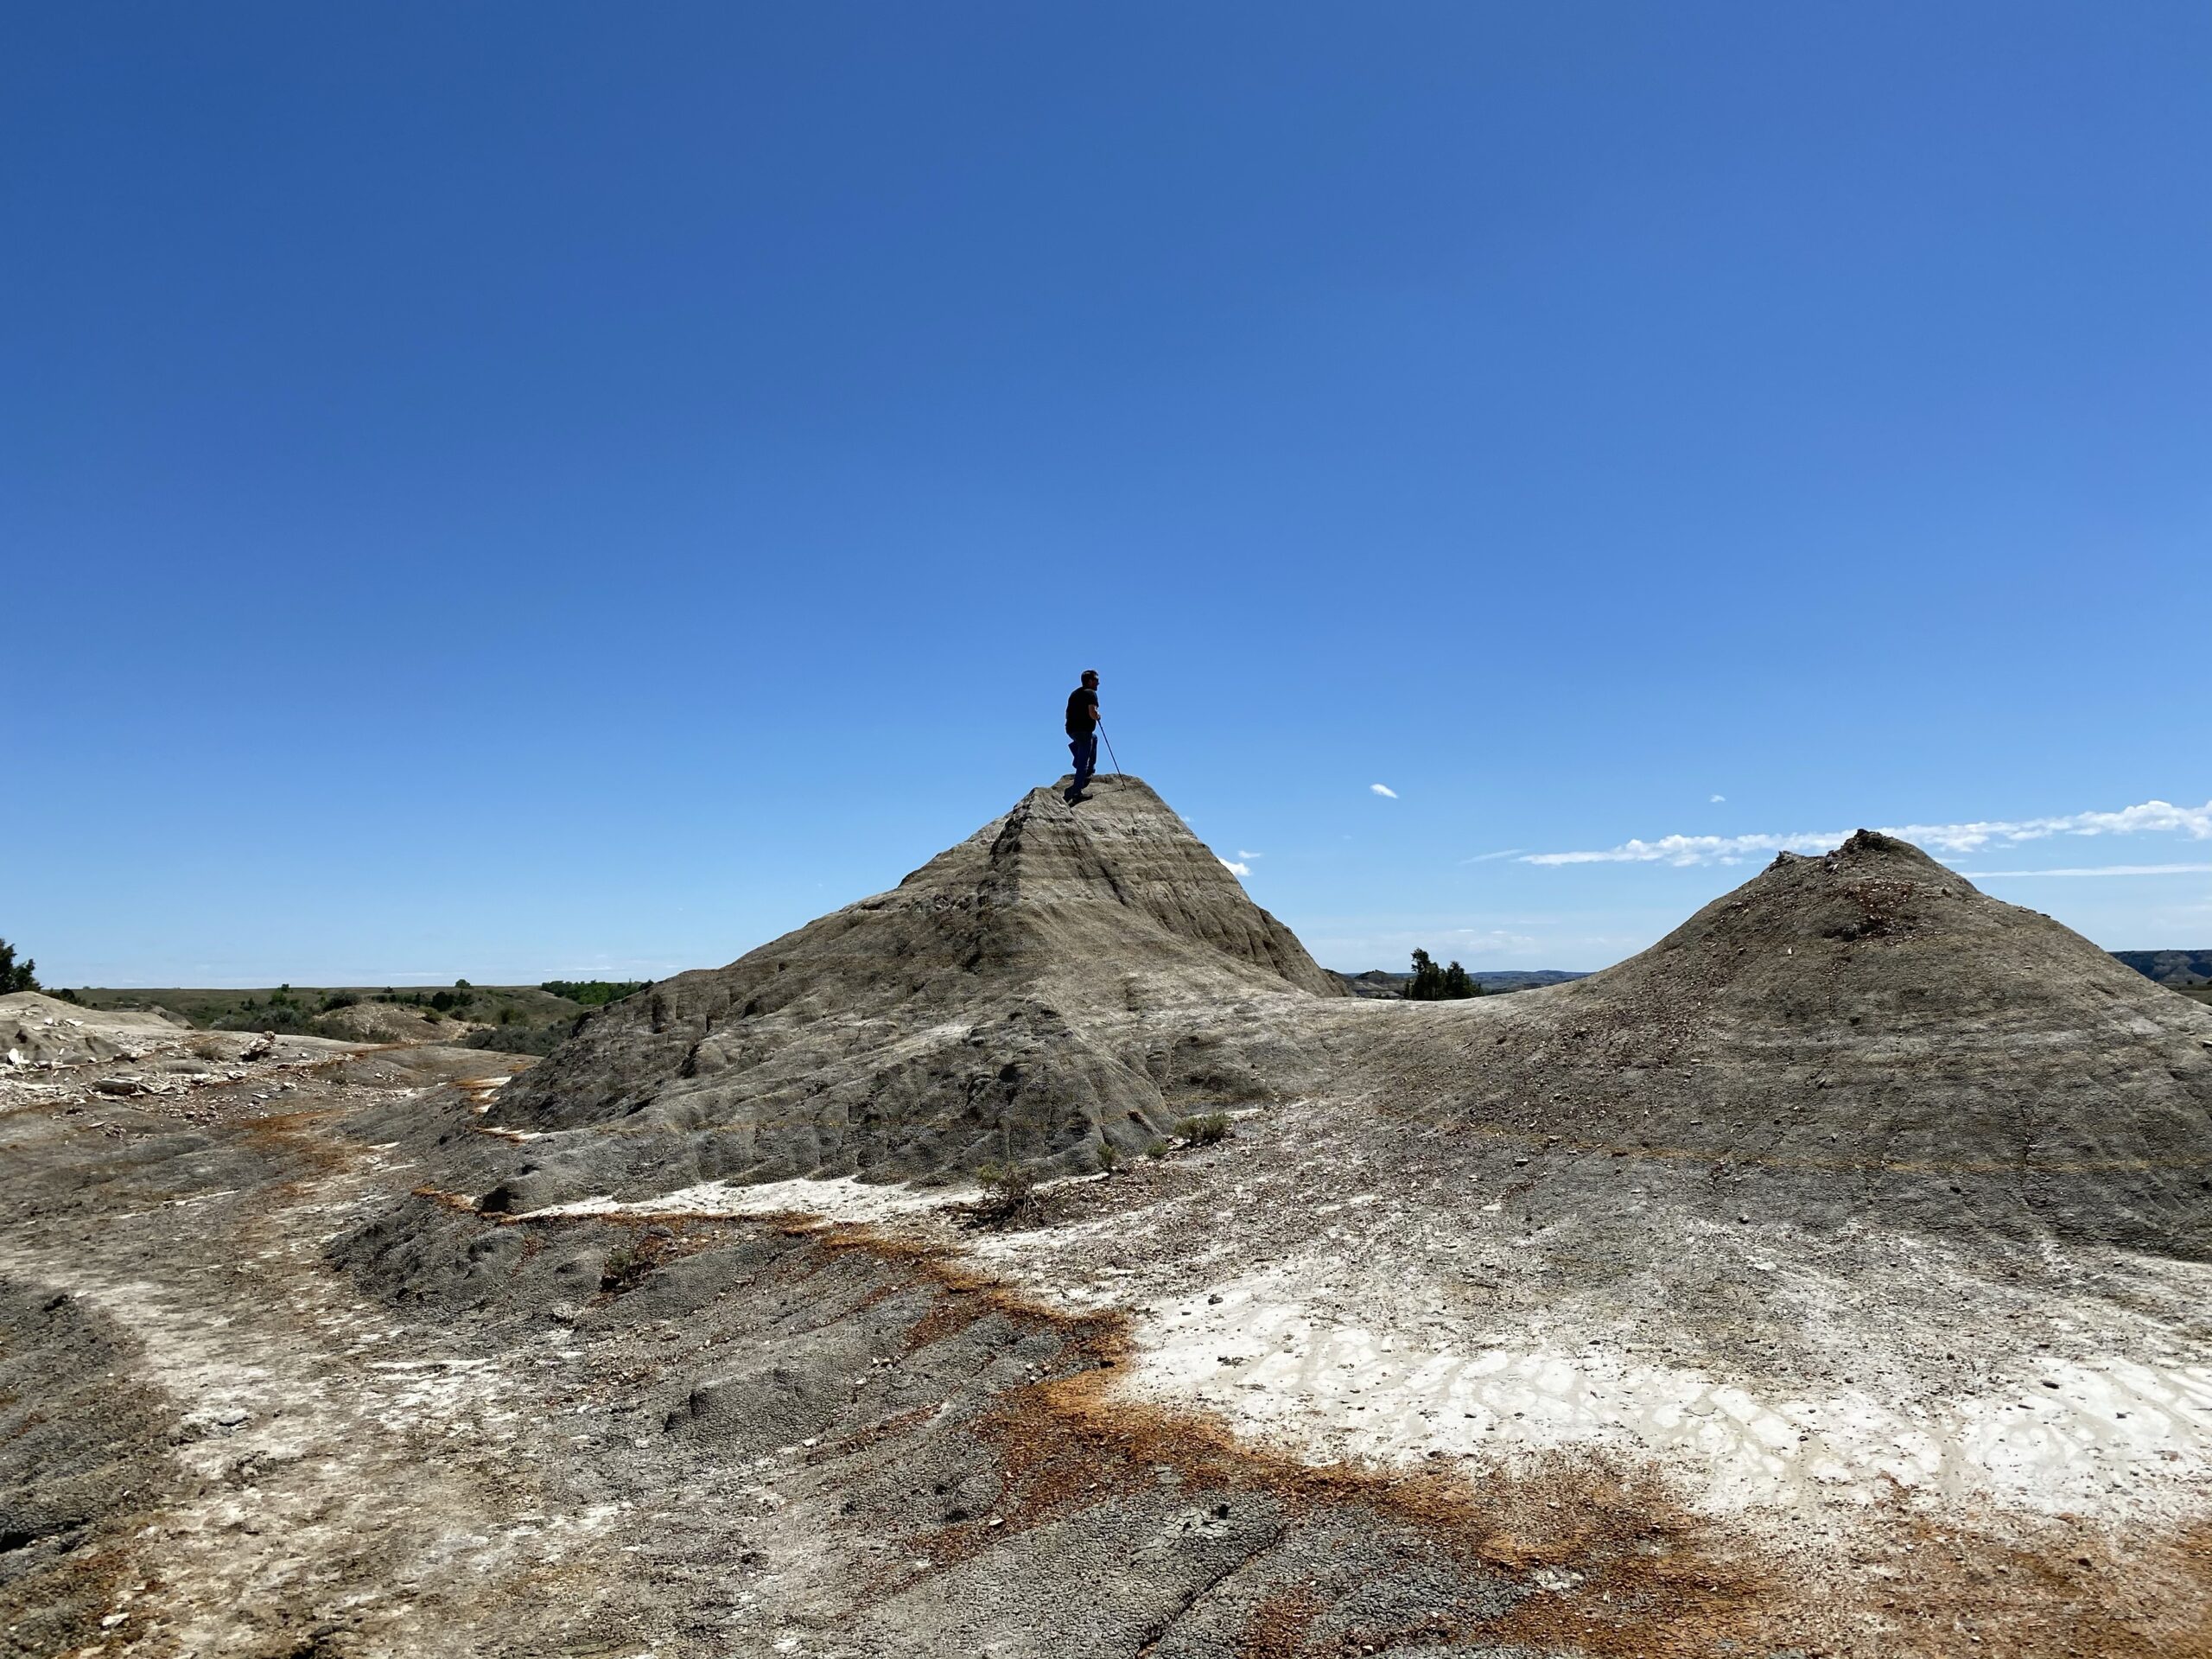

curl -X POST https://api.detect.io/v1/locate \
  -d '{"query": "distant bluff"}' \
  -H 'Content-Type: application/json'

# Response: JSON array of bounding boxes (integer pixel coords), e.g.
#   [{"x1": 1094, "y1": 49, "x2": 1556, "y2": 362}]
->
[
  {"x1": 480, "y1": 777, "x2": 1338, "y2": 1210},
  {"x1": 1363, "y1": 830, "x2": 2212, "y2": 1255}
]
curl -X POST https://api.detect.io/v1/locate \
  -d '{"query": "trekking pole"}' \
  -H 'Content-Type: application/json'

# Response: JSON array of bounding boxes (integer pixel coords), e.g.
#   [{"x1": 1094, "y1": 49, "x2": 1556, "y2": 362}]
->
[{"x1": 1098, "y1": 722, "x2": 1122, "y2": 777}]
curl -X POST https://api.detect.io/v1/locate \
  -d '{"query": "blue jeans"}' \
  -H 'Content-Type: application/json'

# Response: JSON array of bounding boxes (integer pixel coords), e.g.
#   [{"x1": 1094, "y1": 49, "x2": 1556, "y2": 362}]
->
[{"x1": 1066, "y1": 734, "x2": 1097, "y2": 798}]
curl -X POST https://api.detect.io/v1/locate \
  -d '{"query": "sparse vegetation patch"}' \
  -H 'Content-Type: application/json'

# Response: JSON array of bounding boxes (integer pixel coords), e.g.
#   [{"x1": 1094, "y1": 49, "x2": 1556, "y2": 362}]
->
[
  {"x1": 1175, "y1": 1110, "x2": 1231, "y2": 1146},
  {"x1": 539, "y1": 980, "x2": 649, "y2": 1007}
]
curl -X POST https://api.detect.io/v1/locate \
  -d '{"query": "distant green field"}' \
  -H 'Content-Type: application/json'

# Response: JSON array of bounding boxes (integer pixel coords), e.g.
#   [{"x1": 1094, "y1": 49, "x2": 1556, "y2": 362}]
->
[{"x1": 55, "y1": 981, "x2": 648, "y2": 1054}]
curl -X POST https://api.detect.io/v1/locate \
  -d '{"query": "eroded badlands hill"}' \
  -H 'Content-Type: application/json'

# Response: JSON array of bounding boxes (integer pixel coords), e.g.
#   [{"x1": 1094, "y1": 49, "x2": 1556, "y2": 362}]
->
[
  {"x1": 474, "y1": 798, "x2": 2212, "y2": 1255},
  {"x1": 1341, "y1": 830, "x2": 2212, "y2": 1255},
  {"x1": 476, "y1": 777, "x2": 1338, "y2": 1211}
]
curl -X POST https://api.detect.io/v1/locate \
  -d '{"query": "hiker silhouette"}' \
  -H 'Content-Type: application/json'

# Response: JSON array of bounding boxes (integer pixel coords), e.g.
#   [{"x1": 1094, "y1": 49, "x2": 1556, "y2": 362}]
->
[{"x1": 1063, "y1": 670, "x2": 1100, "y2": 803}]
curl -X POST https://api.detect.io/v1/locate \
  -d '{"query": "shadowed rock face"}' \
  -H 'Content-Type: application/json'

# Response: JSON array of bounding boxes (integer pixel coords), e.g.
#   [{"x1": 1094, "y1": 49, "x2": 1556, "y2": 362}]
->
[
  {"x1": 483, "y1": 777, "x2": 1339, "y2": 1208},
  {"x1": 1357, "y1": 830, "x2": 2212, "y2": 1254}
]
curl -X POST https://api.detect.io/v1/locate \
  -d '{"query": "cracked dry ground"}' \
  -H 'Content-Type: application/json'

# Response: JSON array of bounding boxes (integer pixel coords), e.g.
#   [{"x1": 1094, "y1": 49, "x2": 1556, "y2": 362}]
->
[{"x1": 5, "y1": 1053, "x2": 2210, "y2": 1659}]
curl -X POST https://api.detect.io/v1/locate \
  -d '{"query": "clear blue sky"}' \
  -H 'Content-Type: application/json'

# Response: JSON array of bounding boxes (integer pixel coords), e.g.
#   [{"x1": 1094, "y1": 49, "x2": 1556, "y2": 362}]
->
[{"x1": 7, "y1": 3, "x2": 2208, "y2": 986}]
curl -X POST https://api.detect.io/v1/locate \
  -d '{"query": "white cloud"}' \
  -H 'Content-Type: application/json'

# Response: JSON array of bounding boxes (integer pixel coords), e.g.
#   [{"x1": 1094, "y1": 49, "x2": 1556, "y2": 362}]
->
[
  {"x1": 1710, "y1": 793, "x2": 1726, "y2": 804},
  {"x1": 1458, "y1": 849, "x2": 1526, "y2": 864},
  {"x1": 1956, "y1": 863, "x2": 2212, "y2": 879},
  {"x1": 1523, "y1": 798, "x2": 2212, "y2": 868},
  {"x1": 1236, "y1": 849, "x2": 1262, "y2": 860},
  {"x1": 1218, "y1": 858, "x2": 1250, "y2": 878},
  {"x1": 1370, "y1": 783, "x2": 1398, "y2": 798}
]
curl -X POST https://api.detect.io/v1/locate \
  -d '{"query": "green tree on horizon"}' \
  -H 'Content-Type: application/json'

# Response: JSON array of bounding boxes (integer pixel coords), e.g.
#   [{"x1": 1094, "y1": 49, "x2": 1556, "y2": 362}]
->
[
  {"x1": 0, "y1": 938, "x2": 40, "y2": 995},
  {"x1": 1405, "y1": 948, "x2": 1481, "y2": 1001}
]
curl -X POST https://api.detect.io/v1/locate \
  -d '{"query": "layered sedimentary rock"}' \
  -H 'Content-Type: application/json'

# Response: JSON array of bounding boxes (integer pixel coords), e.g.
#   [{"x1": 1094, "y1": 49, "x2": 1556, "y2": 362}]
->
[
  {"x1": 474, "y1": 787, "x2": 2212, "y2": 1250},
  {"x1": 478, "y1": 777, "x2": 1338, "y2": 1210}
]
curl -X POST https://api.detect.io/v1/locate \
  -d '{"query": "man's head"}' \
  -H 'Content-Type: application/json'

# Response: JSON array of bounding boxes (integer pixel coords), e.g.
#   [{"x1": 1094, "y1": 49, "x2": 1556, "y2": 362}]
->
[{"x1": 1081, "y1": 670, "x2": 1099, "y2": 688}]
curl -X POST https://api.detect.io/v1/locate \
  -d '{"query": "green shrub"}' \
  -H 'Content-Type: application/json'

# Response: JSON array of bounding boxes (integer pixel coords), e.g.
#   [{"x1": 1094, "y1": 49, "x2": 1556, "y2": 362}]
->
[
  {"x1": 598, "y1": 1232, "x2": 669, "y2": 1294},
  {"x1": 1, "y1": 939, "x2": 42, "y2": 995},
  {"x1": 970, "y1": 1159, "x2": 1040, "y2": 1226},
  {"x1": 1145, "y1": 1140, "x2": 1170, "y2": 1160},
  {"x1": 1096, "y1": 1138, "x2": 1123, "y2": 1174},
  {"x1": 1176, "y1": 1111, "x2": 1231, "y2": 1146}
]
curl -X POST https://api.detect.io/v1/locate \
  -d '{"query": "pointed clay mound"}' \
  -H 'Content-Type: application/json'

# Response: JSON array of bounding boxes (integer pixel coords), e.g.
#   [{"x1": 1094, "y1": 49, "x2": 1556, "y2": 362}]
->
[
  {"x1": 1374, "y1": 830, "x2": 2212, "y2": 1253},
  {"x1": 480, "y1": 777, "x2": 1337, "y2": 1210}
]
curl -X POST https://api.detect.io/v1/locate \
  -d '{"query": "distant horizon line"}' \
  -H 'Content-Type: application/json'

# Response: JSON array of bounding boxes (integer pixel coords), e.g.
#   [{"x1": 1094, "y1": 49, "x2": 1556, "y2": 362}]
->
[{"x1": 38, "y1": 942, "x2": 2212, "y2": 995}]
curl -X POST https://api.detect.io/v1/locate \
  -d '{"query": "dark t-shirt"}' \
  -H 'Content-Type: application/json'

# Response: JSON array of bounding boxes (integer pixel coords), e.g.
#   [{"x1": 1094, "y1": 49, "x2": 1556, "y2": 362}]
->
[{"x1": 1065, "y1": 686, "x2": 1098, "y2": 737}]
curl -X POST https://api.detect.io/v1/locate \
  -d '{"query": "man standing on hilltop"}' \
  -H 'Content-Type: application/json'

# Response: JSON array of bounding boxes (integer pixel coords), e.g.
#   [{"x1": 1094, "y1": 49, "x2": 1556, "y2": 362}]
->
[{"x1": 1064, "y1": 669, "x2": 1101, "y2": 804}]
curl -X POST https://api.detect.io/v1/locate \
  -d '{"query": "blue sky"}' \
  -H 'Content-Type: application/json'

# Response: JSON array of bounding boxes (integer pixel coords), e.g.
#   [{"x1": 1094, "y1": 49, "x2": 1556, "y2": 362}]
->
[{"x1": 6, "y1": 3, "x2": 2208, "y2": 985}]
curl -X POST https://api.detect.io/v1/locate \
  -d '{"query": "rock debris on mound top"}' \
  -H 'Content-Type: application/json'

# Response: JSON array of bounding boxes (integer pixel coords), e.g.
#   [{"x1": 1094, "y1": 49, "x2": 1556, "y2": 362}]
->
[{"x1": 483, "y1": 776, "x2": 1341, "y2": 1211}]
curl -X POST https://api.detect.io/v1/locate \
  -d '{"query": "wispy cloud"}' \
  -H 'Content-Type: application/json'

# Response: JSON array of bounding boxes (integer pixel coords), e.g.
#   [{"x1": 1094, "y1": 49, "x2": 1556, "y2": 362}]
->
[
  {"x1": 1956, "y1": 863, "x2": 2212, "y2": 879},
  {"x1": 1710, "y1": 793, "x2": 1726, "y2": 804},
  {"x1": 1458, "y1": 849, "x2": 1526, "y2": 864},
  {"x1": 1370, "y1": 783, "x2": 1398, "y2": 799},
  {"x1": 1236, "y1": 849, "x2": 1263, "y2": 861},
  {"x1": 1218, "y1": 858, "x2": 1251, "y2": 878},
  {"x1": 1523, "y1": 798, "x2": 2212, "y2": 868}
]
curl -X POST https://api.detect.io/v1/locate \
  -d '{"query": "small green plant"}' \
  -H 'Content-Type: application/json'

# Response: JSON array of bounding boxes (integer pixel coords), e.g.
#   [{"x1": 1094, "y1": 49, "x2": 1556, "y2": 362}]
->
[
  {"x1": 1096, "y1": 1137, "x2": 1123, "y2": 1174},
  {"x1": 1145, "y1": 1139, "x2": 1170, "y2": 1160},
  {"x1": 970, "y1": 1158, "x2": 1040, "y2": 1226},
  {"x1": 598, "y1": 1231, "x2": 667, "y2": 1294},
  {"x1": 1175, "y1": 1111, "x2": 1231, "y2": 1147}
]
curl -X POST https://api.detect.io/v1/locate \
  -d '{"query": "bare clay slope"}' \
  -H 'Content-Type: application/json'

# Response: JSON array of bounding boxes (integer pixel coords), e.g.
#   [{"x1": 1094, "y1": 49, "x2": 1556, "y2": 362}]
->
[
  {"x1": 1363, "y1": 830, "x2": 2212, "y2": 1254},
  {"x1": 480, "y1": 776, "x2": 1338, "y2": 1210}
]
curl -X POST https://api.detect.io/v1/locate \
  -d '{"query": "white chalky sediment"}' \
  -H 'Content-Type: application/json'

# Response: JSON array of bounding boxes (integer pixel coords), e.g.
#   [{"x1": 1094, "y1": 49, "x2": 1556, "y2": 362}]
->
[{"x1": 1121, "y1": 1279, "x2": 2212, "y2": 1521}]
